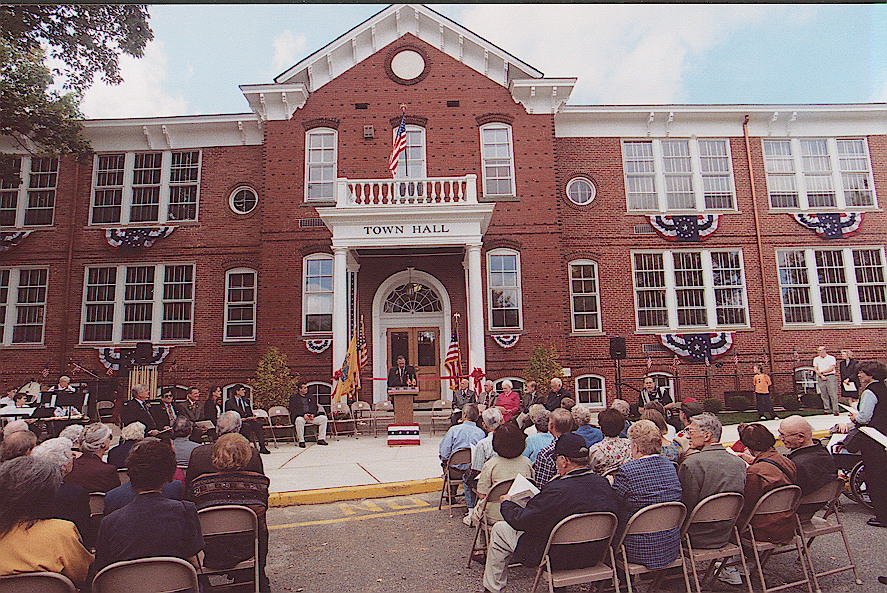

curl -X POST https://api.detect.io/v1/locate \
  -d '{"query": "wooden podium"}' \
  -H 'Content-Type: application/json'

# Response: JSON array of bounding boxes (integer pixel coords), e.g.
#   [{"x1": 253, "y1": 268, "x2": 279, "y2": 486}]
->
[{"x1": 388, "y1": 386, "x2": 418, "y2": 424}]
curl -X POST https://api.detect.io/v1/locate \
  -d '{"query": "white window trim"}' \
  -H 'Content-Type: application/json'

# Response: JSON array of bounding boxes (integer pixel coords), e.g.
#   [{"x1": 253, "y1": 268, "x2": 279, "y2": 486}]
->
[
  {"x1": 775, "y1": 245, "x2": 887, "y2": 327},
  {"x1": 0, "y1": 156, "x2": 57, "y2": 228},
  {"x1": 631, "y1": 248, "x2": 750, "y2": 333},
  {"x1": 79, "y1": 262, "x2": 195, "y2": 345},
  {"x1": 647, "y1": 372, "x2": 677, "y2": 401},
  {"x1": 228, "y1": 186, "x2": 258, "y2": 215},
  {"x1": 794, "y1": 367, "x2": 817, "y2": 394},
  {"x1": 569, "y1": 259, "x2": 601, "y2": 333},
  {"x1": 763, "y1": 137, "x2": 878, "y2": 213},
  {"x1": 393, "y1": 125, "x2": 427, "y2": 179},
  {"x1": 89, "y1": 150, "x2": 201, "y2": 226},
  {"x1": 302, "y1": 253, "x2": 333, "y2": 336},
  {"x1": 494, "y1": 377, "x2": 526, "y2": 392},
  {"x1": 0, "y1": 266, "x2": 49, "y2": 346},
  {"x1": 486, "y1": 248, "x2": 523, "y2": 331},
  {"x1": 566, "y1": 177, "x2": 596, "y2": 206},
  {"x1": 622, "y1": 138, "x2": 737, "y2": 214},
  {"x1": 224, "y1": 384, "x2": 254, "y2": 407},
  {"x1": 479, "y1": 123, "x2": 516, "y2": 198},
  {"x1": 306, "y1": 381, "x2": 333, "y2": 411},
  {"x1": 574, "y1": 374, "x2": 606, "y2": 409},
  {"x1": 304, "y1": 128, "x2": 337, "y2": 203},
  {"x1": 224, "y1": 267, "x2": 257, "y2": 342}
]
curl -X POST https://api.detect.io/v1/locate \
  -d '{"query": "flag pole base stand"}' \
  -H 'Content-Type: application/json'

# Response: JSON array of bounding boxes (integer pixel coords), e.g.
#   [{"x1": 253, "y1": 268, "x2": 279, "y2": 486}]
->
[{"x1": 388, "y1": 424, "x2": 420, "y2": 446}]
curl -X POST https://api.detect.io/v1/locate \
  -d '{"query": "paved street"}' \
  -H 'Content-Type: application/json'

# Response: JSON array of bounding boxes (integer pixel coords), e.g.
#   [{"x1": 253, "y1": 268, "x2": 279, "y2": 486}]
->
[{"x1": 265, "y1": 490, "x2": 887, "y2": 593}]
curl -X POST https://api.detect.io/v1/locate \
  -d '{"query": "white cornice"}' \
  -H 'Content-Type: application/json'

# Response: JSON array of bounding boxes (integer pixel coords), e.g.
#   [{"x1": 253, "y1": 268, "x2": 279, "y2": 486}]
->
[
  {"x1": 510, "y1": 79, "x2": 577, "y2": 114},
  {"x1": 239, "y1": 83, "x2": 309, "y2": 121},
  {"x1": 78, "y1": 114, "x2": 263, "y2": 151}
]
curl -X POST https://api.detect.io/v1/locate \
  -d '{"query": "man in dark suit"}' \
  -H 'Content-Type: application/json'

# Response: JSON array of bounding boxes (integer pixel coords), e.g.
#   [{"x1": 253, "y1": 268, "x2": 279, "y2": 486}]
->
[
  {"x1": 185, "y1": 411, "x2": 265, "y2": 492},
  {"x1": 180, "y1": 386, "x2": 207, "y2": 442},
  {"x1": 120, "y1": 384, "x2": 159, "y2": 436},
  {"x1": 450, "y1": 378, "x2": 477, "y2": 425},
  {"x1": 150, "y1": 388, "x2": 178, "y2": 431},
  {"x1": 387, "y1": 355, "x2": 417, "y2": 388},
  {"x1": 288, "y1": 381, "x2": 328, "y2": 447},
  {"x1": 224, "y1": 384, "x2": 270, "y2": 454},
  {"x1": 543, "y1": 377, "x2": 571, "y2": 411}
]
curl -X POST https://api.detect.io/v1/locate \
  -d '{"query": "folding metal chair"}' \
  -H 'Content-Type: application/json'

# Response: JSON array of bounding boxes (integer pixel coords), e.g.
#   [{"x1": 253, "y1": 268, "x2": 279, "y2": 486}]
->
[
  {"x1": 330, "y1": 401, "x2": 357, "y2": 437},
  {"x1": 531, "y1": 512, "x2": 620, "y2": 593},
  {"x1": 614, "y1": 501, "x2": 692, "y2": 593},
  {"x1": 466, "y1": 478, "x2": 514, "y2": 567},
  {"x1": 252, "y1": 409, "x2": 276, "y2": 448},
  {"x1": 88, "y1": 491, "x2": 105, "y2": 550},
  {"x1": 92, "y1": 557, "x2": 200, "y2": 593},
  {"x1": 198, "y1": 505, "x2": 260, "y2": 593},
  {"x1": 268, "y1": 406, "x2": 295, "y2": 443},
  {"x1": 681, "y1": 492, "x2": 752, "y2": 593},
  {"x1": 438, "y1": 447, "x2": 472, "y2": 517},
  {"x1": 0, "y1": 572, "x2": 77, "y2": 593},
  {"x1": 430, "y1": 399, "x2": 451, "y2": 435},
  {"x1": 351, "y1": 401, "x2": 376, "y2": 437},
  {"x1": 371, "y1": 401, "x2": 395, "y2": 436}
]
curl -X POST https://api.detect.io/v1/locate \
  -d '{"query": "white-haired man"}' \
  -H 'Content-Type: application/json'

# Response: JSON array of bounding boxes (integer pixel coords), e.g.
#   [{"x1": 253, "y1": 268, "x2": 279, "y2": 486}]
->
[
  {"x1": 544, "y1": 377, "x2": 570, "y2": 411},
  {"x1": 184, "y1": 411, "x2": 264, "y2": 492}
]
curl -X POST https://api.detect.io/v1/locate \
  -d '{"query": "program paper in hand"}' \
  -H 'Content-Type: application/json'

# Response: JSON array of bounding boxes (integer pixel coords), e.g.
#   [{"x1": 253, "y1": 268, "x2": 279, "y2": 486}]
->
[{"x1": 506, "y1": 473, "x2": 540, "y2": 507}]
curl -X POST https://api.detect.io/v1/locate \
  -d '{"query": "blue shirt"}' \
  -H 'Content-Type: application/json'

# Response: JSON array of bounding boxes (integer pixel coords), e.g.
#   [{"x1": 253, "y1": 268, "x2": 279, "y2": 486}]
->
[
  {"x1": 575, "y1": 425, "x2": 604, "y2": 448},
  {"x1": 523, "y1": 431, "x2": 554, "y2": 463},
  {"x1": 439, "y1": 421, "x2": 485, "y2": 468}
]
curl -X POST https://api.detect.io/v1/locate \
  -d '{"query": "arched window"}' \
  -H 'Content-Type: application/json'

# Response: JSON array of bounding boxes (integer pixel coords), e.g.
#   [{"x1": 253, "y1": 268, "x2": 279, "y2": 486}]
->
[
  {"x1": 487, "y1": 248, "x2": 522, "y2": 330},
  {"x1": 494, "y1": 378, "x2": 525, "y2": 395},
  {"x1": 794, "y1": 367, "x2": 817, "y2": 396},
  {"x1": 223, "y1": 384, "x2": 253, "y2": 406},
  {"x1": 305, "y1": 128, "x2": 337, "y2": 202},
  {"x1": 569, "y1": 260, "x2": 600, "y2": 332},
  {"x1": 646, "y1": 372, "x2": 676, "y2": 402},
  {"x1": 225, "y1": 268, "x2": 256, "y2": 341},
  {"x1": 303, "y1": 254, "x2": 333, "y2": 334},
  {"x1": 575, "y1": 375, "x2": 606, "y2": 409},
  {"x1": 307, "y1": 381, "x2": 333, "y2": 410},
  {"x1": 383, "y1": 282, "x2": 441, "y2": 313}
]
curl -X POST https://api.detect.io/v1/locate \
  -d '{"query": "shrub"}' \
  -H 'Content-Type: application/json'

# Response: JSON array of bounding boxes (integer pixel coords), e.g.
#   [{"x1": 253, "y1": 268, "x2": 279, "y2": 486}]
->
[
  {"x1": 727, "y1": 395, "x2": 753, "y2": 411},
  {"x1": 703, "y1": 398, "x2": 723, "y2": 414},
  {"x1": 782, "y1": 393, "x2": 802, "y2": 411}
]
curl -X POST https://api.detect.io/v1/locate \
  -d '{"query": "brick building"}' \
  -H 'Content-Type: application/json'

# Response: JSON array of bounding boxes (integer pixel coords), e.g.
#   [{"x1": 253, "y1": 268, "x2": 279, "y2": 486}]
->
[{"x1": 1, "y1": 4, "x2": 885, "y2": 411}]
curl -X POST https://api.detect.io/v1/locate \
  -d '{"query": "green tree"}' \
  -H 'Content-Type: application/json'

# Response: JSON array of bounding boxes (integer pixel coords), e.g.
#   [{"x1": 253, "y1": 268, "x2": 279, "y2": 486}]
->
[
  {"x1": 524, "y1": 344, "x2": 563, "y2": 387},
  {"x1": 253, "y1": 347, "x2": 299, "y2": 410},
  {"x1": 0, "y1": 5, "x2": 152, "y2": 184}
]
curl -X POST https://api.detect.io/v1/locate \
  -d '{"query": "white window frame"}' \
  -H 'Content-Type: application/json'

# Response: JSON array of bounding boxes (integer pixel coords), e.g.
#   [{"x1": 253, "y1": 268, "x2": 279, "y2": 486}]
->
[
  {"x1": 647, "y1": 372, "x2": 677, "y2": 402},
  {"x1": 0, "y1": 155, "x2": 58, "y2": 228},
  {"x1": 80, "y1": 262, "x2": 195, "y2": 345},
  {"x1": 775, "y1": 246, "x2": 887, "y2": 327},
  {"x1": 479, "y1": 123, "x2": 516, "y2": 197},
  {"x1": 569, "y1": 259, "x2": 601, "y2": 333},
  {"x1": 486, "y1": 248, "x2": 523, "y2": 331},
  {"x1": 305, "y1": 128, "x2": 337, "y2": 202},
  {"x1": 89, "y1": 150, "x2": 201, "y2": 225},
  {"x1": 0, "y1": 267, "x2": 49, "y2": 346},
  {"x1": 302, "y1": 253, "x2": 333, "y2": 335},
  {"x1": 793, "y1": 367, "x2": 817, "y2": 395},
  {"x1": 566, "y1": 177, "x2": 596, "y2": 206},
  {"x1": 306, "y1": 381, "x2": 333, "y2": 411},
  {"x1": 574, "y1": 374, "x2": 606, "y2": 409},
  {"x1": 224, "y1": 268, "x2": 257, "y2": 342},
  {"x1": 394, "y1": 125, "x2": 427, "y2": 179},
  {"x1": 763, "y1": 137, "x2": 877, "y2": 212},
  {"x1": 229, "y1": 186, "x2": 258, "y2": 215},
  {"x1": 622, "y1": 138, "x2": 737, "y2": 213},
  {"x1": 224, "y1": 383, "x2": 253, "y2": 407},
  {"x1": 631, "y1": 248, "x2": 750, "y2": 333}
]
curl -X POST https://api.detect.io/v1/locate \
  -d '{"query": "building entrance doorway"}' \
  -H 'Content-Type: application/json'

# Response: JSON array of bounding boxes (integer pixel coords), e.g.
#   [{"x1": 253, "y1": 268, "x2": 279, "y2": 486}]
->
[{"x1": 387, "y1": 327, "x2": 440, "y2": 402}]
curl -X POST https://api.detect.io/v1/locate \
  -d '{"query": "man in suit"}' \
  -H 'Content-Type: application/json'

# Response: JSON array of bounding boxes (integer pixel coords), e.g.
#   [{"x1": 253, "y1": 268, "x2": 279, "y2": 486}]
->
[
  {"x1": 288, "y1": 381, "x2": 328, "y2": 447},
  {"x1": 185, "y1": 411, "x2": 264, "y2": 492},
  {"x1": 121, "y1": 384, "x2": 159, "y2": 436},
  {"x1": 543, "y1": 377, "x2": 570, "y2": 411},
  {"x1": 224, "y1": 384, "x2": 270, "y2": 454},
  {"x1": 387, "y1": 354, "x2": 417, "y2": 388},
  {"x1": 450, "y1": 378, "x2": 477, "y2": 425},
  {"x1": 150, "y1": 388, "x2": 178, "y2": 431},
  {"x1": 180, "y1": 386, "x2": 207, "y2": 442}
]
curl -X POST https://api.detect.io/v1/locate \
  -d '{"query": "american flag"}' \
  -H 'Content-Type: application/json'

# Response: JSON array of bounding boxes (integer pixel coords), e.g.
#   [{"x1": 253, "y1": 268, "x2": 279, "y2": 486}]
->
[
  {"x1": 41, "y1": 367, "x2": 50, "y2": 378},
  {"x1": 357, "y1": 316, "x2": 368, "y2": 389},
  {"x1": 672, "y1": 355, "x2": 680, "y2": 369},
  {"x1": 388, "y1": 111, "x2": 407, "y2": 177},
  {"x1": 646, "y1": 353, "x2": 652, "y2": 369},
  {"x1": 444, "y1": 327, "x2": 461, "y2": 389}
]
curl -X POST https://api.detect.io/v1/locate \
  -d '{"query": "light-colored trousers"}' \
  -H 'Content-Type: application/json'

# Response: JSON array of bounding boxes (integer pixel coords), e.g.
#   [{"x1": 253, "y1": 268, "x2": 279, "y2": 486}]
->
[
  {"x1": 817, "y1": 374, "x2": 839, "y2": 413},
  {"x1": 483, "y1": 520, "x2": 522, "y2": 593},
  {"x1": 295, "y1": 414, "x2": 328, "y2": 441}
]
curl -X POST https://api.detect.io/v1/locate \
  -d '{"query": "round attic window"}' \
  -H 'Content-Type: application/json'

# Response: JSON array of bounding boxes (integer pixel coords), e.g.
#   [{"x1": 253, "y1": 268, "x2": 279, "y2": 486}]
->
[
  {"x1": 229, "y1": 186, "x2": 258, "y2": 215},
  {"x1": 390, "y1": 50, "x2": 426, "y2": 81}
]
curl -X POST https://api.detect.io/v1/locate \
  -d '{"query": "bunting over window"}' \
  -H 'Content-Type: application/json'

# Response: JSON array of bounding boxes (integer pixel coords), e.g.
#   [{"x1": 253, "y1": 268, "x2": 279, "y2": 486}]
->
[
  {"x1": 104, "y1": 226, "x2": 175, "y2": 250},
  {"x1": 792, "y1": 213, "x2": 863, "y2": 240},
  {"x1": 0, "y1": 230, "x2": 32, "y2": 252},
  {"x1": 648, "y1": 215, "x2": 719, "y2": 242},
  {"x1": 659, "y1": 332, "x2": 733, "y2": 363}
]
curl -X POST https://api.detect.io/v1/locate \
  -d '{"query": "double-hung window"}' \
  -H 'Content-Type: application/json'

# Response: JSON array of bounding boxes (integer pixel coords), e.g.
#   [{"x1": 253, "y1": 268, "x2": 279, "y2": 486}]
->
[
  {"x1": 225, "y1": 268, "x2": 257, "y2": 341},
  {"x1": 575, "y1": 375, "x2": 606, "y2": 408},
  {"x1": 487, "y1": 249, "x2": 522, "y2": 330},
  {"x1": 81, "y1": 263, "x2": 194, "y2": 344},
  {"x1": 303, "y1": 254, "x2": 333, "y2": 334},
  {"x1": 622, "y1": 139, "x2": 735, "y2": 212},
  {"x1": 632, "y1": 249, "x2": 749, "y2": 332},
  {"x1": 480, "y1": 124, "x2": 515, "y2": 197},
  {"x1": 394, "y1": 126, "x2": 426, "y2": 179},
  {"x1": 776, "y1": 247, "x2": 887, "y2": 326},
  {"x1": 90, "y1": 151, "x2": 200, "y2": 224},
  {"x1": 0, "y1": 156, "x2": 58, "y2": 227},
  {"x1": 763, "y1": 138, "x2": 876, "y2": 210},
  {"x1": 569, "y1": 260, "x2": 601, "y2": 332},
  {"x1": 0, "y1": 267, "x2": 48, "y2": 345},
  {"x1": 305, "y1": 129, "x2": 337, "y2": 202}
]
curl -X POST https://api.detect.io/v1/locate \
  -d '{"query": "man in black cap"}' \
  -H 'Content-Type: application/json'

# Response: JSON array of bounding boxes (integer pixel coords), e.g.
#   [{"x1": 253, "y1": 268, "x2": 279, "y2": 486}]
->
[{"x1": 480, "y1": 432, "x2": 619, "y2": 593}]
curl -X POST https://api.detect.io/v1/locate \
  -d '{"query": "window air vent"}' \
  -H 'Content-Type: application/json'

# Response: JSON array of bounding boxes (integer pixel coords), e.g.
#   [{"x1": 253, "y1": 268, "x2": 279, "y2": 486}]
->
[
  {"x1": 642, "y1": 343, "x2": 669, "y2": 353},
  {"x1": 355, "y1": 103, "x2": 369, "y2": 110},
  {"x1": 447, "y1": 100, "x2": 460, "y2": 107},
  {"x1": 299, "y1": 218, "x2": 325, "y2": 228},
  {"x1": 634, "y1": 224, "x2": 655, "y2": 234}
]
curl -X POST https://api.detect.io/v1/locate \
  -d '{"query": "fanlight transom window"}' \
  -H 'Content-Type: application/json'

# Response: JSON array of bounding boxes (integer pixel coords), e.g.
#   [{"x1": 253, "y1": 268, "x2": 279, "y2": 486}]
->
[{"x1": 383, "y1": 283, "x2": 442, "y2": 313}]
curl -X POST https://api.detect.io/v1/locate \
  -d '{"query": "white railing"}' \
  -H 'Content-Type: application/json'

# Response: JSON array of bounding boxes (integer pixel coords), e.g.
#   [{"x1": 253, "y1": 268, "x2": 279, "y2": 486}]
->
[{"x1": 336, "y1": 174, "x2": 477, "y2": 207}]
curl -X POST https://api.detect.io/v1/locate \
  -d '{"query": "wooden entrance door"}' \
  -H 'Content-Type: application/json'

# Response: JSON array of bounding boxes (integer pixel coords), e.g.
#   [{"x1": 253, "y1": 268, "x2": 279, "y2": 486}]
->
[{"x1": 387, "y1": 327, "x2": 440, "y2": 402}]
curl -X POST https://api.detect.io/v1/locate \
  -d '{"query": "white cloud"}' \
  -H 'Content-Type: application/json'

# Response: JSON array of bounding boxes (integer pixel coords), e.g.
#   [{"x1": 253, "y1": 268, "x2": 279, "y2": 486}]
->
[
  {"x1": 270, "y1": 30, "x2": 306, "y2": 78},
  {"x1": 80, "y1": 39, "x2": 189, "y2": 119}
]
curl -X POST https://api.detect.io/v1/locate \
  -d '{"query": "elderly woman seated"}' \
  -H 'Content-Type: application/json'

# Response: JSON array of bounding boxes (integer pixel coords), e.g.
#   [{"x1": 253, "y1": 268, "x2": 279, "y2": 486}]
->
[
  {"x1": 0, "y1": 429, "x2": 36, "y2": 462},
  {"x1": 107, "y1": 421, "x2": 145, "y2": 469},
  {"x1": 611, "y1": 419, "x2": 683, "y2": 570},
  {"x1": 0, "y1": 456, "x2": 93, "y2": 585},
  {"x1": 571, "y1": 404, "x2": 603, "y2": 448},
  {"x1": 522, "y1": 405, "x2": 552, "y2": 463},
  {"x1": 472, "y1": 423, "x2": 534, "y2": 525},
  {"x1": 31, "y1": 437, "x2": 94, "y2": 549},
  {"x1": 642, "y1": 408, "x2": 682, "y2": 462},
  {"x1": 588, "y1": 408, "x2": 632, "y2": 474},
  {"x1": 64, "y1": 423, "x2": 120, "y2": 493}
]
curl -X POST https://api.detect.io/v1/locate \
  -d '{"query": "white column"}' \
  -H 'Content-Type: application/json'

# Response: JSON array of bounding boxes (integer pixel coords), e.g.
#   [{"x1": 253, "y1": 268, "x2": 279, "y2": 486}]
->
[
  {"x1": 465, "y1": 243, "x2": 486, "y2": 378},
  {"x1": 332, "y1": 246, "x2": 349, "y2": 374}
]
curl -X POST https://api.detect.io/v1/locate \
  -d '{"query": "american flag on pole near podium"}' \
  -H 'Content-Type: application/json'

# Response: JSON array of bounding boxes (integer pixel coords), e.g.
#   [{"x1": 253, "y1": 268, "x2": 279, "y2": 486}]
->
[
  {"x1": 357, "y1": 316, "x2": 368, "y2": 389},
  {"x1": 388, "y1": 107, "x2": 407, "y2": 177},
  {"x1": 444, "y1": 325, "x2": 461, "y2": 389}
]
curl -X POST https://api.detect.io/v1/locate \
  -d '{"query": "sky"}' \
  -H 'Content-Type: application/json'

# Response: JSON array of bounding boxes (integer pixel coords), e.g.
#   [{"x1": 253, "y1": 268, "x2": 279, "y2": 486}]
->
[{"x1": 79, "y1": 3, "x2": 887, "y2": 120}]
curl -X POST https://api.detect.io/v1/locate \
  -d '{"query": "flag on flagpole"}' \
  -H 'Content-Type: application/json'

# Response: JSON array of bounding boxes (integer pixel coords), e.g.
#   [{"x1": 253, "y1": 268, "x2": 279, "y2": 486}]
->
[
  {"x1": 733, "y1": 351, "x2": 739, "y2": 365},
  {"x1": 388, "y1": 108, "x2": 407, "y2": 177},
  {"x1": 646, "y1": 353, "x2": 652, "y2": 369},
  {"x1": 332, "y1": 333, "x2": 360, "y2": 403},
  {"x1": 357, "y1": 316, "x2": 368, "y2": 390},
  {"x1": 672, "y1": 355, "x2": 680, "y2": 369},
  {"x1": 444, "y1": 326, "x2": 461, "y2": 389}
]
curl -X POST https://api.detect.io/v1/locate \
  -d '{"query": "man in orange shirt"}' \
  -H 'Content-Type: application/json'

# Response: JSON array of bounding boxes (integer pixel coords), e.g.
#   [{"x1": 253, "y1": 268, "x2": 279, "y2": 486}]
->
[{"x1": 753, "y1": 363, "x2": 775, "y2": 420}]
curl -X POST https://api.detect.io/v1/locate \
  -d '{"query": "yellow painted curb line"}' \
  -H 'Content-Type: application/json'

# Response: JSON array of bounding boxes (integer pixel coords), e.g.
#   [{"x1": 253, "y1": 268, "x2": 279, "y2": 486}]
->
[{"x1": 269, "y1": 477, "x2": 444, "y2": 507}]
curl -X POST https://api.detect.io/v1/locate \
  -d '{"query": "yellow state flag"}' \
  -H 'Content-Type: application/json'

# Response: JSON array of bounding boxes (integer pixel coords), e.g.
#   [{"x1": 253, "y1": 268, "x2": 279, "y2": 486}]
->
[{"x1": 332, "y1": 333, "x2": 360, "y2": 403}]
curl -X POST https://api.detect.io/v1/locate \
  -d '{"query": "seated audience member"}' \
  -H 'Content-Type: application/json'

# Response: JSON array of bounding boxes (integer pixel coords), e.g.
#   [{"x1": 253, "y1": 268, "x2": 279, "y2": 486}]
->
[
  {"x1": 0, "y1": 387, "x2": 18, "y2": 408},
  {"x1": 0, "y1": 429, "x2": 36, "y2": 461},
  {"x1": 121, "y1": 384, "x2": 159, "y2": 436},
  {"x1": 673, "y1": 400, "x2": 705, "y2": 452},
  {"x1": 532, "y1": 408, "x2": 576, "y2": 487},
  {"x1": 482, "y1": 433, "x2": 618, "y2": 593},
  {"x1": 642, "y1": 409, "x2": 682, "y2": 462},
  {"x1": 737, "y1": 424, "x2": 798, "y2": 543},
  {"x1": 451, "y1": 378, "x2": 477, "y2": 425},
  {"x1": 779, "y1": 415, "x2": 837, "y2": 518},
  {"x1": 172, "y1": 415, "x2": 201, "y2": 469},
  {"x1": 190, "y1": 434, "x2": 271, "y2": 592},
  {"x1": 472, "y1": 423, "x2": 533, "y2": 525},
  {"x1": 31, "y1": 437, "x2": 93, "y2": 549},
  {"x1": 58, "y1": 424, "x2": 85, "y2": 453},
  {"x1": 185, "y1": 411, "x2": 263, "y2": 492},
  {"x1": 63, "y1": 423, "x2": 120, "y2": 493},
  {"x1": 150, "y1": 388, "x2": 179, "y2": 431},
  {"x1": 105, "y1": 470, "x2": 184, "y2": 516},
  {"x1": 0, "y1": 456, "x2": 93, "y2": 583},
  {"x1": 559, "y1": 397, "x2": 576, "y2": 412},
  {"x1": 678, "y1": 413, "x2": 746, "y2": 548},
  {"x1": 107, "y1": 422, "x2": 145, "y2": 469},
  {"x1": 2, "y1": 419, "x2": 29, "y2": 438},
  {"x1": 466, "y1": 406, "x2": 504, "y2": 515},
  {"x1": 543, "y1": 377, "x2": 570, "y2": 411},
  {"x1": 644, "y1": 401, "x2": 676, "y2": 440},
  {"x1": 588, "y1": 408, "x2": 632, "y2": 475},
  {"x1": 93, "y1": 439, "x2": 204, "y2": 574},
  {"x1": 289, "y1": 381, "x2": 329, "y2": 447},
  {"x1": 611, "y1": 419, "x2": 683, "y2": 570},
  {"x1": 522, "y1": 405, "x2": 552, "y2": 463},
  {"x1": 495, "y1": 380, "x2": 521, "y2": 424},
  {"x1": 439, "y1": 403, "x2": 485, "y2": 503},
  {"x1": 572, "y1": 404, "x2": 603, "y2": 448},
  {"x1": 611, "y1": 399, "x2": 632, "y2": 437}
]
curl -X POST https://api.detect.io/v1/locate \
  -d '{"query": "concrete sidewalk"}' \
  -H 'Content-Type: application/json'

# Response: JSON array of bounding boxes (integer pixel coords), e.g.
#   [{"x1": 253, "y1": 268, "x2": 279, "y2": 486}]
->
[{"x1": 263, "y1": 412, "x2": 848, "y2": 507}]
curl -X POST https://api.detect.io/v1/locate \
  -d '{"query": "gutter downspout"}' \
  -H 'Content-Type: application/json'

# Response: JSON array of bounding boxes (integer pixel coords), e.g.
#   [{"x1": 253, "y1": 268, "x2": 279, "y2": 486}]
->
[
  {"x1": 59, "y1": 160, "x2": 79, "y2": 372},
  {"x1": 743, "y1": 115, "x2": 776, "y2": 374}
]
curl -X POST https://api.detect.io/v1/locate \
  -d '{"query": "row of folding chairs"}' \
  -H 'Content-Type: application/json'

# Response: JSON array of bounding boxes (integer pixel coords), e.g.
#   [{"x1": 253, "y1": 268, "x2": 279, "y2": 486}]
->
[{"x1": 256, "y1": 401, "x2": 396, "y2": 447}]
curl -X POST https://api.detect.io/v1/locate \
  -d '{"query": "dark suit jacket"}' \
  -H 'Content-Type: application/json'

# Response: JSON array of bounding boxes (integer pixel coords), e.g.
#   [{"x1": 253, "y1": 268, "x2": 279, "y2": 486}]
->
[
  {"x1": 104, "y1": 480, "x2": 184, "y2": 515},
  {"x1": 120, "y1": 399, "x2": 157, "y2": 432},
  {"x1": 202, "y1": 399, "x2": 223, "y2": 423},
  {"x1": 52, "y1": 482, "x2": 93, "y2": 548},
  {"x1": 289, "y1": 393, "x2": 325, "y2": 418},
  {"x1": 151, "y1": 401, "x2": 179, "y2": 429},
  {"x1": 544, "y1": 387, "x2": 571, "y2": 411},
  {"x1": 64, "y1": 452, "x2": 121, "y2": 493},
  {"x1": 387, "y1": 365, "x2": 417, "y2": 388},
  {"x1": 107, "y1": 439, "x2": 137, "y2": 469},
  {"x1": 184, "y1": 441, "x2": 264, "y2": 494},
  {"x1": 225, "y1": 396, "x2": 255, "y2": 420}
]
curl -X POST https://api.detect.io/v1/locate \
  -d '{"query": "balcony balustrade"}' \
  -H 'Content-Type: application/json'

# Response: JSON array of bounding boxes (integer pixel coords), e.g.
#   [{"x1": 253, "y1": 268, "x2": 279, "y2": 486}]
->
[{"x1": 336, "y1": 174, "x2": 477, "y2": 207}]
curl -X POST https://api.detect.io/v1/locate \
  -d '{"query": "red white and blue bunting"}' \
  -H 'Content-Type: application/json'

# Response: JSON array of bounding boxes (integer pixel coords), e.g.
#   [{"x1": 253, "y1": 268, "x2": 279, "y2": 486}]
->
[
  {"x1": 97, "y1": 346, "x2": 172, "y2": 373},
  {"x1": 104, "y1": 226, "x2": 175, "y2": 250},
  {"x1": 659, "y1": 333, "x2": 733, "y2": 363},
  {"x1": 0, "y1": 230, "x2": 32, "y2": 252},
  {"x1": 304, "y1": 339, "x2": 332, "y2": 354},
  {"x1": 492, "y1": 334, "x2": 520, "y2": 349},
  {"x1": 648, "y1": 215, "x2": 719, "y2": 242},
  {"x1": 792, "y1": 213, "x2": 863, "y2": 240}
]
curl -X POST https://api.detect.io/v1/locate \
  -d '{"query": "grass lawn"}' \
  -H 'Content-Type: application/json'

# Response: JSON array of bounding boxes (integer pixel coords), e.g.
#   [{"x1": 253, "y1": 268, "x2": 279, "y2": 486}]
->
[{"x1": 716, "y1": 408, "x2": 826, "y2": 426}]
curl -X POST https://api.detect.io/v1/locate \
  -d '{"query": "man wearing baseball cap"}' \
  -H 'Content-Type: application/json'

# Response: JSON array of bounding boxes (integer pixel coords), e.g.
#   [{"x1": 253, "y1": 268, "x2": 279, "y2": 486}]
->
[{"x1": 480, "y1": 432, "x2": 618, "y2": 593}]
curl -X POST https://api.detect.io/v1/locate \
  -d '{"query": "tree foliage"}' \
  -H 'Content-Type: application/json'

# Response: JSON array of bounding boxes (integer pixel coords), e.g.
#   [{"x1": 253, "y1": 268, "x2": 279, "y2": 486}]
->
[
  {"x1": 0, "y1": 5, "x2": 152, "y2": 184},
  {"x1": 524, "y1": 344, "x2": 563, "y2": 387},
  {"x1": 252, "y1": 347, "x2": 300, "y2": 410}
]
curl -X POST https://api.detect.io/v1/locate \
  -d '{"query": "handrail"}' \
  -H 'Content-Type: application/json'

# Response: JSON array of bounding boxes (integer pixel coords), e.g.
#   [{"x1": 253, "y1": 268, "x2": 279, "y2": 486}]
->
[{"x1": 336, "y1": 174, "x2": 477, "y2": 207}]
